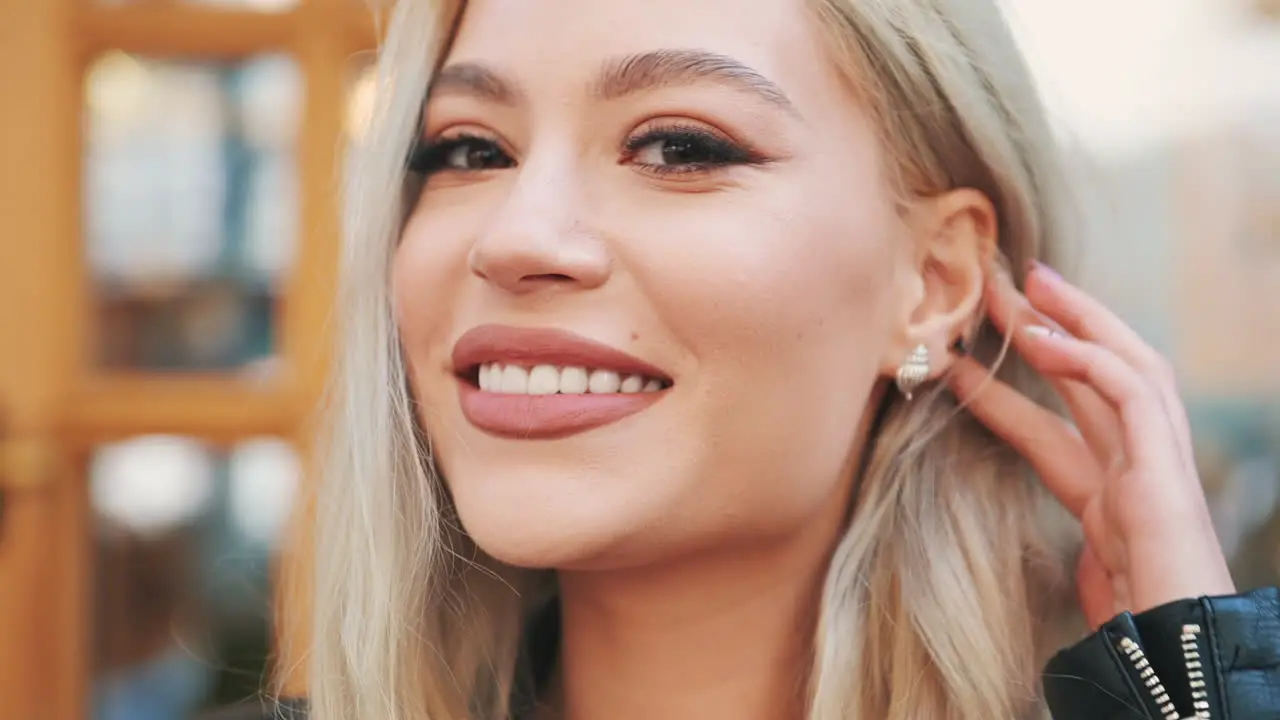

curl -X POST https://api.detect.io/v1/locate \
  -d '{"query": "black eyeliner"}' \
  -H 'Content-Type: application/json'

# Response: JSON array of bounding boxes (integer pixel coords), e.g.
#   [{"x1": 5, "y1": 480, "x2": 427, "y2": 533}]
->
[
  {"x1": 406, "y1": 138, "x2": 433, "y2": 174},
  {"x1": 627, "y1": 124, "x2": 761, "y2": 161},
  {"x1": 407, "y1": 133, "x2": 510, "y2": 175}
]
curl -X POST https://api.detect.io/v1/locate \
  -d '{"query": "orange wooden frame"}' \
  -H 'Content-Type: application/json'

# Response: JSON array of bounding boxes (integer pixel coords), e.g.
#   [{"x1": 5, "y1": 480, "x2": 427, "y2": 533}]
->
[{"x1": 0, "y1": 0, "x2": 373, "y2": 715}]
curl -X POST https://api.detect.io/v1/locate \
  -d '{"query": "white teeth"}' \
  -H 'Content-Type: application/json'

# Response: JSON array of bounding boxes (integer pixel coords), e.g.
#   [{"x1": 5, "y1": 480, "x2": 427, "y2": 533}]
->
[
  {"x1": 500, "y1": 365, "x2": 529, "y2": 393},
  {"x1": 478, "y1": 363, "x2": 497, "y2": 392},
  {"x1": 527, "y1": 365, "x2": 560, "y2": 395},
  {"x1": 559, "y1": 366, "x2": 589, "y2": 394},
  {"x1": 587, "y1": 369, "x2": 621, "y2": 394},
  {"x1": 475, "y1": 362, "x2": 665, "y2": 395}
]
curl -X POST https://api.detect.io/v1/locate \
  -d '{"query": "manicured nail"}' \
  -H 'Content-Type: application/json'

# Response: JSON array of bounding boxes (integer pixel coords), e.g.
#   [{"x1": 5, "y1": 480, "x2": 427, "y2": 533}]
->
[
  {"x1": 1028, "y1": 259, "x2": 1062, "y2": 281},
  {"x1": 1024, "y1": 324, "x2": 1058, "y2": 338}
]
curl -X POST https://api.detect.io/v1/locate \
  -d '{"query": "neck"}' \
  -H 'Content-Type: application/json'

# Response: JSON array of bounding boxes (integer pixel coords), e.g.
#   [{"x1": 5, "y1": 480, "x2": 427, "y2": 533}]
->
[{"x1": 551, "y1": 509, "x2": 846, "y2": 720}]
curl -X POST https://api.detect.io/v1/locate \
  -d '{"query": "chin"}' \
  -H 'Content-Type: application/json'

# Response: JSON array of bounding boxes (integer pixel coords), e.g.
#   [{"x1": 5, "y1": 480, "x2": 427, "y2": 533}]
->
[
  {"x1": 443, "y1": 461, "x2": 673, "y2": 571},
  {"x1": 467, "y1": 528, "x2": 622, "y2": 570},
  {"x1": 456, "y1": 507, "x2": 655, "y2": 571},
  {"x1": 425, "y1": 377, "x2": 704, "y2": 570}
]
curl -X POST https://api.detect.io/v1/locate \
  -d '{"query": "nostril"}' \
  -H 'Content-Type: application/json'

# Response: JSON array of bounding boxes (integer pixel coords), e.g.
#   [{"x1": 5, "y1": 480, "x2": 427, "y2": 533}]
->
[{"x1": 525, "y1": 273, "x2": 575, "y2": 282}]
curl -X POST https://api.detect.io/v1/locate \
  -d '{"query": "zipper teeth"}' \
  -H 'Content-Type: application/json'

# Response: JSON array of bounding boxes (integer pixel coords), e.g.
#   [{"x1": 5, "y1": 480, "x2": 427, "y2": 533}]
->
[
  {"x1": 1182, "y1": 623, "x2": 1211, "y2": 719},
  {"x1": 1117, "y1": 627, "x2": 1212, "y2": 720},
  {"x1": 1118, "y1": 637, "x2": 1180, "y2": 720}
]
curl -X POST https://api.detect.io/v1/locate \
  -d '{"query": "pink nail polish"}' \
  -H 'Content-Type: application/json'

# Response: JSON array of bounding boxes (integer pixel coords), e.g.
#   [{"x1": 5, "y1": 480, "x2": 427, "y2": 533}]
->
[{"x1": 1029, "y1": 259, "x2": 1061, "y2": 281}]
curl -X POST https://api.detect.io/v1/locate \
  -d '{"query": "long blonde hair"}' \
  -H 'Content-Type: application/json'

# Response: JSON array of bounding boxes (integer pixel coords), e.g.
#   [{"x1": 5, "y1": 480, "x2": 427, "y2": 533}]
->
[{"x1": 306, "y1": 0, "x2": 1078, "y2": 718}]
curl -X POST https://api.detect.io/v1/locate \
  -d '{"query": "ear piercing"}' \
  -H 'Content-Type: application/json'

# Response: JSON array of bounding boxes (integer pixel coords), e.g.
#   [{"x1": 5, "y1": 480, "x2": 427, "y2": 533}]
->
[{"x1": 895, "y1": 344, "x2": 930, "y2": 400}]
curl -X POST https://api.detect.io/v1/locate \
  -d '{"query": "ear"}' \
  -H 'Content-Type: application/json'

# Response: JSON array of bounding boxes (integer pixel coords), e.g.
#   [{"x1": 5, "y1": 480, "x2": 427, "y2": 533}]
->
[{"x1": 879, "y1": 188, "x2": 997, "y2": 381}]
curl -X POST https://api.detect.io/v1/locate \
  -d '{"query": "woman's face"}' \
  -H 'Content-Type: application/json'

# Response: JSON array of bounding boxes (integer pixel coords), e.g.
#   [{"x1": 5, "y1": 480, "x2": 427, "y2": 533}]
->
[{"x1": 394, "y1": 0, "x2": 918, "y2": 569}]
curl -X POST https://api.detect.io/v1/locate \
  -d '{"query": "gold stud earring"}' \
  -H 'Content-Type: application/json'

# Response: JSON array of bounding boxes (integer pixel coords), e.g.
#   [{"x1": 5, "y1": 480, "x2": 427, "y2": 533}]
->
[{"x1": 895, "y1": 344, "x2": 930, "y2": 400}]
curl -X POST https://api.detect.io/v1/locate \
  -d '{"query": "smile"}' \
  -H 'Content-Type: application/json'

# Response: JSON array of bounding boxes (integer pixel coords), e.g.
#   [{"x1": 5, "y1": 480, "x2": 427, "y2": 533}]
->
[
  {"x1": 476, "y1": 363, "x2": 666, "y2": 395},
  {"x1": 452, "y1": 325, "x2": 673, "y2": 439}
]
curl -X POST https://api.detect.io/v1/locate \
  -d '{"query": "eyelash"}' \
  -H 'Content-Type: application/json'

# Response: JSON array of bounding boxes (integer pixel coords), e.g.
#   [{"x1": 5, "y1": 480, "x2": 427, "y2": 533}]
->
[
  {"x1": 622, "y1": 122, "x2": 765, "y2": 176},
  {"x1": 407, "y1": 133, "x2": 513, "y2": 175},
  {"x1": 406, "y1": 123, "x2": 766, "y2": 178}
]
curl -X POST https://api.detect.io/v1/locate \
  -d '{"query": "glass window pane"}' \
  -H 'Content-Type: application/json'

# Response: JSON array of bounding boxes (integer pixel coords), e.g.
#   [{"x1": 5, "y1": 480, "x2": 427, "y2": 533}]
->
[
  {"x1": 85, "y1": 52, "x2": 301, "y2": 372},
  {"x1": 90, "y1": 435, "x2": 300, "y2": 719}
]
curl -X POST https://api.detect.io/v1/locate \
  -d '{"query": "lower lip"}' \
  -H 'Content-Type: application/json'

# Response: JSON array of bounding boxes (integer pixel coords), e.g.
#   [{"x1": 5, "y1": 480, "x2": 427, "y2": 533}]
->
[{"x1": 456, "y1": 380, "x2": 666, "y2": 439}]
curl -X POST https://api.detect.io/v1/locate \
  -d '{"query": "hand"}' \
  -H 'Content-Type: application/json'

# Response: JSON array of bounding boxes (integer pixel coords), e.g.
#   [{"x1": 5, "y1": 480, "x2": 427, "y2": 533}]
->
[{"x1": 949, "y1": 262, "x2": 1235, "y2": 630}]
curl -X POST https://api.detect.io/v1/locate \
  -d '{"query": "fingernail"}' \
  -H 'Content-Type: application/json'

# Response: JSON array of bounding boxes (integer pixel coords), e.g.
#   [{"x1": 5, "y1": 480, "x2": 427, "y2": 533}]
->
[
  {"x1": 1027, "y1": 259, "x2": 1062, "y2": 282},
  {"x1": 1024, "y1": 324, "x2": 1057, "y2": 338}
]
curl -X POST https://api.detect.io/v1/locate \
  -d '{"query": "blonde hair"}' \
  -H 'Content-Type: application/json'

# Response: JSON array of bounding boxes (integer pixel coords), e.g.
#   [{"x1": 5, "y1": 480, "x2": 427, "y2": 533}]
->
[{"x1": 305, "y1": 0, "x2": 1078, "y2": 718}]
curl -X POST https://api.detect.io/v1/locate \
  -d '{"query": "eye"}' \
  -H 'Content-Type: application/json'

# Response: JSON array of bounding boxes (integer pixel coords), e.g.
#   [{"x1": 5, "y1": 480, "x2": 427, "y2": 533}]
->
[
  {"x1": 408, "y1": 134, "x2": 515, "y2": 175},
  {"x1": 623, "y1": 123, "x2": 764, "y2": 176}
]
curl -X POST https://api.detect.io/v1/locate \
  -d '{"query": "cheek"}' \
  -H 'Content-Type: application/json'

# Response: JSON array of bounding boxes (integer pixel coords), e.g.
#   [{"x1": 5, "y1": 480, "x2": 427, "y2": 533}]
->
[
  {"x1": 611, "y1": 177, "x2": 902, "y2": 522},
  {"x1": 621, "y1": 179, "x2": 900, "y2": 385},
  {"x1": 391, "y1": 209, "x2": 469, "y2": 361}
]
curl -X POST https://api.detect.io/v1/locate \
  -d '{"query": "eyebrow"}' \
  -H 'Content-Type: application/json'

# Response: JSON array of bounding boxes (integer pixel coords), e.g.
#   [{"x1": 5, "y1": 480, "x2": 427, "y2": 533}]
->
[
  {"x1": 593, "y1": 49, "x2": 798, "y2": 115},
  {"x1": 427, "y1": 49, "x2": 798, "y2": 116},
  {"x1": 428, "y1": 62, "x2": 521, "y2": 105}
]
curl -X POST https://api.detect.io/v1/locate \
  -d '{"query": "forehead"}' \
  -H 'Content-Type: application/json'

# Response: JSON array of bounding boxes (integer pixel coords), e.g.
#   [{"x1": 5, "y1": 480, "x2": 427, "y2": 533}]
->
[{"x1": 443, "y1": 0, "x2": 837, "y2": 101}]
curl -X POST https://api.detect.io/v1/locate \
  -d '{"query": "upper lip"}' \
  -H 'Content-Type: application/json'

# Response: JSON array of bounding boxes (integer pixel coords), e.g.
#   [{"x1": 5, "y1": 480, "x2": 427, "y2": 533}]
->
[{"x1": 451, "y1": 324, "x2": 672, "y2": 381}]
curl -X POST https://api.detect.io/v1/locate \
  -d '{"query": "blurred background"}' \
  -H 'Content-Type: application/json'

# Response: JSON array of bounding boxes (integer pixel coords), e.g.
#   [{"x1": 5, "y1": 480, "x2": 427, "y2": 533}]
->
[{"x1": 0, "y1": 0, "x2": 1275, "y2": 719}]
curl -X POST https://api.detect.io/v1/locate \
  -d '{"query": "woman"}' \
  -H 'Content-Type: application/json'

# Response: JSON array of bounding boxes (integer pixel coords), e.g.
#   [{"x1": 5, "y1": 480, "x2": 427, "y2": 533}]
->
[{"x1": 257, "y1": 0, "x2": 1280, "y2": 718}]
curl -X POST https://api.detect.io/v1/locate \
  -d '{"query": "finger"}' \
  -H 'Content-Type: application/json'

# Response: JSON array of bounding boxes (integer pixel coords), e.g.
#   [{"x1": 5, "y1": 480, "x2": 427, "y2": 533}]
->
[
  {"x1": 985, "y1": 271, "x2": 1125, "y2": 467},
  {"x1": 1015, "y1": 326, "x2": 1181, "y2": 473},
  {"x1": 1076, "y1": 544, "x2": 1116, "y2": 631},
  {"x1": 1024, "y1": 264, "x2": 1196, "y2": 472},
  {"x1": 949, "y1": 357, "x2": 1101, "y2": 516},
  {"x1": 1024, "y1": 263, "x2": 1162, "y2": 374}
]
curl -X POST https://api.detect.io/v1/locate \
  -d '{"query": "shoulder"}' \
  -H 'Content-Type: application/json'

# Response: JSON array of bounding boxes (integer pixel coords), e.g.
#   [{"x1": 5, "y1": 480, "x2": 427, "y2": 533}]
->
[{"x1": 200, "y1": 698, "x2": 308, "y2": 720}]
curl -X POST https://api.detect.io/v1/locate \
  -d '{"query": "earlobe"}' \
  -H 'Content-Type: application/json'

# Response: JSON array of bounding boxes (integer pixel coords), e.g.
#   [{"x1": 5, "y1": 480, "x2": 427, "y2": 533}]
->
[{"x1": 882, "y1": 188, "x2": 997, "y2": 386}]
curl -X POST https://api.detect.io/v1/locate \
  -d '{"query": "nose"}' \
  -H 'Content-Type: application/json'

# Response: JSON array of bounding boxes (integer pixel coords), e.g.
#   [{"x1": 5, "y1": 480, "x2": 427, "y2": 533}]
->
[{"x1": 468, "y1": 170, "x2": 611, "y2": 295}]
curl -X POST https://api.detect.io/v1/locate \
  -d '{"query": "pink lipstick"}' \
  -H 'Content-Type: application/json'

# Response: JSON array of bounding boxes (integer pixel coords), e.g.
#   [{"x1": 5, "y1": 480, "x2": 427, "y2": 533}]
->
[{"x1": 451, "y1": 325, "x2": 671, "y2": 439}]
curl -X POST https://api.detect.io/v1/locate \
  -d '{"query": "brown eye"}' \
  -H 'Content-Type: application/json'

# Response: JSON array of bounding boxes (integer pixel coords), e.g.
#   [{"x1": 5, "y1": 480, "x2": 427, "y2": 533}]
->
[
  {"x1": 623, "y1": 124, "x2": 764, "y2": 176},
  {"x1": 633, "y1": 136, "x2": 714, "y2": 166},
  {"x1": 408, "y1": 134, "x2": 515, "y2": 175}
]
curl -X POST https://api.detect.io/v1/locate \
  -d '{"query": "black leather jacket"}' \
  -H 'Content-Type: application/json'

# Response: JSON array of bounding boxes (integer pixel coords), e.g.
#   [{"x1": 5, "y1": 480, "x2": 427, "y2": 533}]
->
[
  {"x1": 211, "y1": 587, "x2": 1280, "y2": 720},
  {"x1": 1043, "y1": 587, "x2": 1280, "y2": 719}
]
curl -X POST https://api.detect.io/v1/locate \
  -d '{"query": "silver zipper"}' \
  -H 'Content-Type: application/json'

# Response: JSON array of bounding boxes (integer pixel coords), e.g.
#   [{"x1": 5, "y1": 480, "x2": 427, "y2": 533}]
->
[
  {"x1": 1115, "y1": 624, "x2": 1210, "y2": 720},
  {"x1": 1181, "y1": 624, "x2": 1210, "y2": 719}
]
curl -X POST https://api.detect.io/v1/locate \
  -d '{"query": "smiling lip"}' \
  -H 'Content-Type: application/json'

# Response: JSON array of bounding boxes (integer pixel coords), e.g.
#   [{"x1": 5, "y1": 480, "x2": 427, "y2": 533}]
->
[{"x1": 451, "y1": 325, "x2": 671, "y2": 440}]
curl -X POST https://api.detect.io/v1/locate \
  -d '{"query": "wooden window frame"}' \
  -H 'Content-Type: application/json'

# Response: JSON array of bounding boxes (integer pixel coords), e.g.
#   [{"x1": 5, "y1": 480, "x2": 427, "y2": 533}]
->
[{"x1": 0, "y1": 1, "x2": 376, "y2": 715}]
